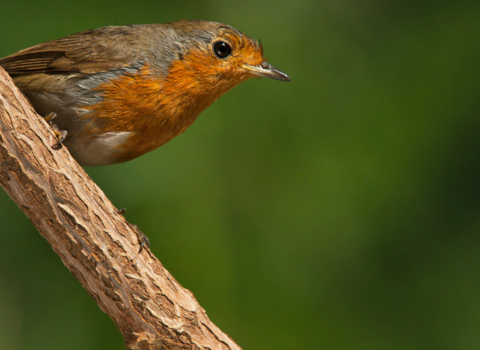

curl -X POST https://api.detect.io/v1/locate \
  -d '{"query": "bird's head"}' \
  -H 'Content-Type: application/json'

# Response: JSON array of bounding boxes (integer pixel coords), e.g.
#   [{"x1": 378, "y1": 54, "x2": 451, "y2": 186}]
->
[{"x1": 161, "y1": 20, "x2": 290, "y2": 105}]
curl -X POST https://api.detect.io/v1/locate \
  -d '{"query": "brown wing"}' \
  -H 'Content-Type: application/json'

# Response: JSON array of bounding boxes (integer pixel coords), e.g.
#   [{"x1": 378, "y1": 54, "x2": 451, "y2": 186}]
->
[{"x1": 0, "y1": 26, "x2": 140, "y2": 76}]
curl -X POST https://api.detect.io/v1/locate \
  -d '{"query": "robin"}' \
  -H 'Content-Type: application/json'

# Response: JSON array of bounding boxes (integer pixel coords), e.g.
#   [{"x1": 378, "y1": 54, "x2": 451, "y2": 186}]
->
[{"x1": 0, "y1": 20, "x2": 290, "y2": 166}]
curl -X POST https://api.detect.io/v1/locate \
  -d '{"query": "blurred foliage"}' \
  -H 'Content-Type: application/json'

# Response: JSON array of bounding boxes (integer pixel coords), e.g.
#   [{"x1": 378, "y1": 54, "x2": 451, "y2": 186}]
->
[{"x1": 1, "y1": 0, "x2": 480, "y2": 349}]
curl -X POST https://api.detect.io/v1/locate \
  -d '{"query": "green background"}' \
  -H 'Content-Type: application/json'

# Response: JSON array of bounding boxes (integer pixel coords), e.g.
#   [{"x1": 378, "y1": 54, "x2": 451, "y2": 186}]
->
[{"x1": 1, "y1": 0, "x2": 480, "y2": 349}]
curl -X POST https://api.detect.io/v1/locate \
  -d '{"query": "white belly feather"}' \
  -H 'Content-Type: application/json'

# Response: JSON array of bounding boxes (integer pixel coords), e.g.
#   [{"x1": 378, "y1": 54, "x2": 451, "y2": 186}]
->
[{"x1": 66, "y1": 131, "x2": 132, "y2": 166}]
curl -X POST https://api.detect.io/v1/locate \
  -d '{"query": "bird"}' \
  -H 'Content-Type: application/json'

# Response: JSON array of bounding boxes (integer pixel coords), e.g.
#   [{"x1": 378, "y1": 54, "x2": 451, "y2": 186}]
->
[{"x1": 0, "y1": 20, "x2": 290, "y2": 166}]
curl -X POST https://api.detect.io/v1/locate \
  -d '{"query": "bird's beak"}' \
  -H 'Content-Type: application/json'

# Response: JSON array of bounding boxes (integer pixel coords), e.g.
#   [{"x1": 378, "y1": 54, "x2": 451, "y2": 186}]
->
[{"x1": 244, "y1": 62, "x2": 291, "y2": 82}]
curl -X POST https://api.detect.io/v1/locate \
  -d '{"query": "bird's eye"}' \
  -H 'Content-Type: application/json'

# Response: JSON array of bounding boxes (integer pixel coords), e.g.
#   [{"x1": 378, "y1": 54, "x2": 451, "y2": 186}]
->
[{"x1": 213, "y1": 41, "x2": 232, "y2": 59}]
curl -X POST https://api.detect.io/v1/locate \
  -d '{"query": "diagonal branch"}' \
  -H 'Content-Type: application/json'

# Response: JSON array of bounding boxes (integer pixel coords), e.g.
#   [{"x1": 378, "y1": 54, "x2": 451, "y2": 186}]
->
[{"x1": 0, "y1": 66, "x2": 241, "y2": 350}]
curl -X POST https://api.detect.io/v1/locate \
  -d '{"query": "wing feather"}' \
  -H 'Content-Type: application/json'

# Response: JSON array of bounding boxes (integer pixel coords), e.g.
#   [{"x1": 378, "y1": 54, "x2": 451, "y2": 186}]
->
[{"x1": 0, "y1": 27, "x2": 138, "y2": 76}]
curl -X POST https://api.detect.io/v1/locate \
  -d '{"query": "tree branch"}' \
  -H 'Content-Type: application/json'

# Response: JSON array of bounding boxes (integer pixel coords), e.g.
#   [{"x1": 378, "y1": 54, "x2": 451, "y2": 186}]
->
[{"x1": 0, "y1": 66, "x2": 241, "y2": 350}]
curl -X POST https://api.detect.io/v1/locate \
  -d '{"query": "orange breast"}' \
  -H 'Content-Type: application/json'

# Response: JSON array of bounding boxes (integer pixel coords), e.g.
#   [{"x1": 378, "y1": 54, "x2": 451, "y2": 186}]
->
[{"x1": 81, "y1": 50, "x2": 248, "y2": 164}]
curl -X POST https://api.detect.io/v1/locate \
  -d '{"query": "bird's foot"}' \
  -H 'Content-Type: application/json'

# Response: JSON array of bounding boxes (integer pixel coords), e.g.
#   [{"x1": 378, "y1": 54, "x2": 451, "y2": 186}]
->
[
  {"x1": 44, "y1": 112, "x2": 68, "y2": 149},
  {"x1": 44, "y1": 112, "x2": 56, "y2": 123}
]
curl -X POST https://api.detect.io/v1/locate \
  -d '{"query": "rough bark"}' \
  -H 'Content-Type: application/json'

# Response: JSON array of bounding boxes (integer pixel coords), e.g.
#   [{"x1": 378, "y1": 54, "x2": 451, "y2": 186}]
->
[{"x1": 0, "y1": 66, "x2": 241, "y2": 350}]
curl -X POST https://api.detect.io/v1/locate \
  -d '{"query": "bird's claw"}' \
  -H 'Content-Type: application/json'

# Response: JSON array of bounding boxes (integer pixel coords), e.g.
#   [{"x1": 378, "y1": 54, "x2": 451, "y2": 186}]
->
[
  {"x1": 45, "y1": 112, "x2": 68, "y2": 149},
  {"x1": 52, "y1": 127, "x2": 68, "y2": 149},
  {"x1": 45, "y1": 112, "x2": 57, "y2": 124}
]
